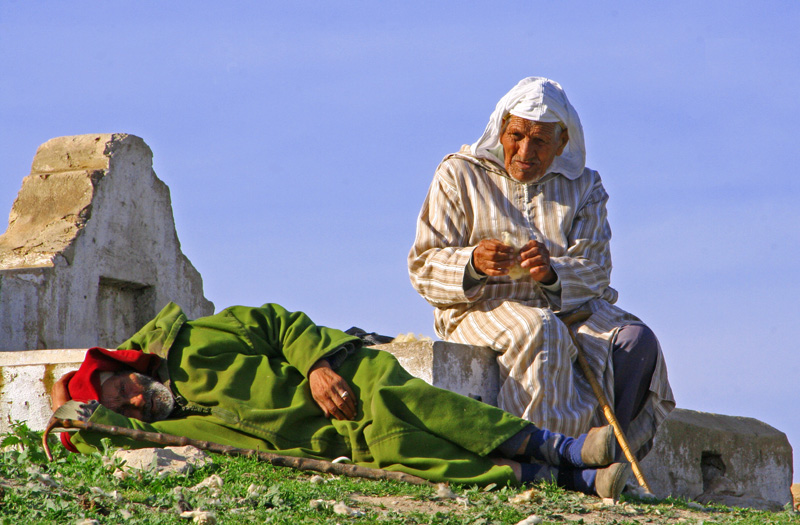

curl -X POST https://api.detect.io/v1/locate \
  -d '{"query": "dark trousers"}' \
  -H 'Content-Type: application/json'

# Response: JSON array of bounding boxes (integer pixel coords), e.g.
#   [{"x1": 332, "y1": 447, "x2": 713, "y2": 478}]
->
[{"x1": 611, "y1": 323, "x2": 659, "y2": 433}]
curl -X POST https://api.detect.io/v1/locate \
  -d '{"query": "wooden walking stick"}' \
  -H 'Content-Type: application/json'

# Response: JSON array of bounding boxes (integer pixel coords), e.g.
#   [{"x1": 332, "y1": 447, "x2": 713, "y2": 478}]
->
[
  {"x1": 42, "y1": 416, "x2": 430, "y2": 486},
  {"x1": 560, "y1": 311, "x2": 654, "y2": 494}
]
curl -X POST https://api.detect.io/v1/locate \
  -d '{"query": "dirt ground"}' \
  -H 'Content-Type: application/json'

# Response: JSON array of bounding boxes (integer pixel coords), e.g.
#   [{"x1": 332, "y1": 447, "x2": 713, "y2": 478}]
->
[{"x1": 349, "y1": 489, "x2": 730, "y2": 524}]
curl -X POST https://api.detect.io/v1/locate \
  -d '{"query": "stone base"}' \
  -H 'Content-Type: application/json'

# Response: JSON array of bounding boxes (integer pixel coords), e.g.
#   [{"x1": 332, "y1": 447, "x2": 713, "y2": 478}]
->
[
  {"x1": 640, "y1": 408, "x2": 793, "y2": 511},
  {"x1": 374, "y1": 340, "x2": 499, "y2": 405},
  {"x1": 0, "y1": 349, "x2": 85, "y2": 434}
]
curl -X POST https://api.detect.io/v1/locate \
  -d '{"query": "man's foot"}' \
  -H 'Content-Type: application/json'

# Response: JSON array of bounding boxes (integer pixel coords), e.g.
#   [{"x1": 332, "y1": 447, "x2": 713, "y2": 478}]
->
[
  {"x1": 560, "y1": 462, "x2": 631, "y2": 500},
  {"x1": 498, "y1": 424, "x2": 616, "y2": 468},
  {"x1": 593, "y1": 462, "x2": 631, "y2": 500},
  {"x1": 578, "y1": 425, "x2": 615, "y2": 467},
  {"x1": 509, "y1": 460, "x2": 630, "y2": 501},
  {"x1": 491, "y1": 458, "x2": 559, "y2": 486}
]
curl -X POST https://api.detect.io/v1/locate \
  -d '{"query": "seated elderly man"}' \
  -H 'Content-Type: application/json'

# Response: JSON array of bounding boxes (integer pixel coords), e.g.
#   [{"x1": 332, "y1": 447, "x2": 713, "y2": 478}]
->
[
  {"x1": 52, "y1": 302, "x2": 630, "y2": 498},
  {"x1": 408, "y1": 77, "x2": 675, "y2": 458}
]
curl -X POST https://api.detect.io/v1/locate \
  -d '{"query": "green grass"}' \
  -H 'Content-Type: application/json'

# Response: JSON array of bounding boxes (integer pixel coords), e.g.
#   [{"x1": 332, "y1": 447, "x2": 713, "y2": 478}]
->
[{"x1": 1, "y1": 421, "x2": 798, "y2": 524}]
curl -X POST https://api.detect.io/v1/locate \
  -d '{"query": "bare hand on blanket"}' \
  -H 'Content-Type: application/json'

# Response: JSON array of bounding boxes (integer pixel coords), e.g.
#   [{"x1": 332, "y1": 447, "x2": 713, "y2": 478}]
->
[{"x1": 308, "y1": 359, "x2": 357, "y2": 420}]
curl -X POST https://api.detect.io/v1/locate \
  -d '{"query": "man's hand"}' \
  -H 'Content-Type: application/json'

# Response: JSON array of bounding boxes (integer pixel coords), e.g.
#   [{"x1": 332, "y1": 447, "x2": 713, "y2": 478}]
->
[
  {"x1": 77, "y1": 400, "x2": 101, "y2": 422},
  {"x1": 519, "y1": 240, "x2": 557, "y2": 284},
  {"x1": 51, "y1": 370, "x2": 77, "y2": 411},
  {"x1": 472, "y1": 239, "x2": 517, "y2": 276},
  {"x1": 308, "y1": 359, "x2": 357, "y2": 420}
]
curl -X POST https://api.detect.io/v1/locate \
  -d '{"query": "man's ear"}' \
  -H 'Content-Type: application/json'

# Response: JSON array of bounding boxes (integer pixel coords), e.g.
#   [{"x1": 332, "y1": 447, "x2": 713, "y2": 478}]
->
[
  {"x1": 51, "y1": 370, "x2": 77, "y2": 411},
  {"x1": 556, "y1": 127, "x2": 569, "y2": 156}
]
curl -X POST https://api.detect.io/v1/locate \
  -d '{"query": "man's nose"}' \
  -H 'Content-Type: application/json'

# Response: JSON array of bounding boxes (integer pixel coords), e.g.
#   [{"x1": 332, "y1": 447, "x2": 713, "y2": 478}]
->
[
  {"x1": 129, "y1": 394, "x2": 146, "y2": 408},
  {"x1": 517, "y1": 139, "x2": 535, "y2": 159}
]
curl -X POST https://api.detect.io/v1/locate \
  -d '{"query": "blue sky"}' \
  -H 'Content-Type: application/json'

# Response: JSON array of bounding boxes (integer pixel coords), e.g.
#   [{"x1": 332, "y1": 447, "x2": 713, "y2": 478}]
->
[{"x1": 1, "y1": 2, "x2": 798, "y2": 482}]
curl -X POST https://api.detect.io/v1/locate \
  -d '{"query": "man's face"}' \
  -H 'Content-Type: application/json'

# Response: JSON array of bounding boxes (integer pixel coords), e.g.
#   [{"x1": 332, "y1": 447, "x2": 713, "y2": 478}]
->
[
  {"x1": 499, "y1": 116, "x2": 569, "y2": 182},
  {"x1": 100, "y1": 371, "x2": 175, "y2": 422}
]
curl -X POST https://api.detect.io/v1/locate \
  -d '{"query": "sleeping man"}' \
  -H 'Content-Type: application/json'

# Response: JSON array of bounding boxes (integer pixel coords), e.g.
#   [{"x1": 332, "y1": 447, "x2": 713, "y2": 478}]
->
[{"x1": 51, "y1": 301, "x2": 631, "y2": 499}]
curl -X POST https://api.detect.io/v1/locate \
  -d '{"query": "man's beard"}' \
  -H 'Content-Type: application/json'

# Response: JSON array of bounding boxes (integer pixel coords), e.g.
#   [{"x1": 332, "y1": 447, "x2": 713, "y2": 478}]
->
[{"x1": 134, "y1": 373, "x2": 175, "y2": 422}]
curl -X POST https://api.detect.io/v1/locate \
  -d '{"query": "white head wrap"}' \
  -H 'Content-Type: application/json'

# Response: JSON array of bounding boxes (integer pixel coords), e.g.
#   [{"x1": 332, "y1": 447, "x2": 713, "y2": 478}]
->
[
  {"x1": 470, "y1": 77, "x2": 586, "y2": 180},
  {"x1": 99, "y1": 371, "x2": 114, "y2": 385}
]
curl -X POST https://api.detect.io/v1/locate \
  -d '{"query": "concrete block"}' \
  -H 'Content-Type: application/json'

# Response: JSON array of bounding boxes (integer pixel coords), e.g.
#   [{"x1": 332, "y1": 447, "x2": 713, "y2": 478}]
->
[
  {"x1": 0, "y1": 349, "x2": 85, "y2": 434},
  {"x1": 640, "y1": 408, "x2": 793, "y2": 511},
  {"x1": 0, "y1": 134, "x2": 214, "y2": 351},
  {"x1": 374, "y1": 340, "x2": 499, "y2": 405}
]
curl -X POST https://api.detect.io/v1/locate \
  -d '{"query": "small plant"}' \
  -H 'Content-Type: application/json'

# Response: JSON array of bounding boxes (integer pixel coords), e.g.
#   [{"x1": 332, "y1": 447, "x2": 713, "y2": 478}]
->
[{"x1": 1, "y1": 421, "x2": 51, "y2": 463}]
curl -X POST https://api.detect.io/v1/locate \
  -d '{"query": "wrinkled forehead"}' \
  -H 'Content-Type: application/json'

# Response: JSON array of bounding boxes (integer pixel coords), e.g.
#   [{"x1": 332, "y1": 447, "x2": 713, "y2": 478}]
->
[
  {"x1": 503, "y1": 116, "x2": 562, "y2": 136},
  {"x1": 99, "y1": 370, "x2": 138, "y2": 402}
]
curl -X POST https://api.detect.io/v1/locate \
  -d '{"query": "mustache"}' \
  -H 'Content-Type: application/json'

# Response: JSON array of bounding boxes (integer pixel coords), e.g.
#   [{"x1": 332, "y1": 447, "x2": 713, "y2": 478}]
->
[{"x1": 134, "y1": 373, "x2": 175, "y2": 422}]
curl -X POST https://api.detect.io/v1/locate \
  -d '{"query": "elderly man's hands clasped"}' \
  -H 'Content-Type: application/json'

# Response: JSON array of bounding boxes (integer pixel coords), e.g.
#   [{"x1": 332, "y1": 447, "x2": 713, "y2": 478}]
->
[
  {"x1": 308, "y1": 359, "x2": 357, "y2": 420},
  {"x1": 473, "y1": 238, "x2": 556, "y2": 285}
]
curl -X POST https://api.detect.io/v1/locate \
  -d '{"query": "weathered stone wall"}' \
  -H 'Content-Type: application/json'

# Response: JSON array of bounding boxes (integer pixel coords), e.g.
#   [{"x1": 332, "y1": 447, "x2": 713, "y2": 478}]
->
[
  {"x1": 640, "y1": 408, "x2": 793, "y2": 511},
  {"x1": 0, "y1": 349, "x2": 85, "y2": 433},
  {"x1": 0, "y1": 134, "x2": 214, "y2": 351}
]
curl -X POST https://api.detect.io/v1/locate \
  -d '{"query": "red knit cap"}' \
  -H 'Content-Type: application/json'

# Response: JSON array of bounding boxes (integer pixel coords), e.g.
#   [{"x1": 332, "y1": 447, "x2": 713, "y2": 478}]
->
[{"x1": 59, "y1": 347, "x2": 162, "y2": 452}]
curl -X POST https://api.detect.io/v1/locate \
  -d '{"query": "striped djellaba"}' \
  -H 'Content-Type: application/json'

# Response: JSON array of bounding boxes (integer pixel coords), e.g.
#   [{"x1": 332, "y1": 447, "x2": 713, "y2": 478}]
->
[{"x1": 408, "y1": 150, "x2": 675, "y2": 456}]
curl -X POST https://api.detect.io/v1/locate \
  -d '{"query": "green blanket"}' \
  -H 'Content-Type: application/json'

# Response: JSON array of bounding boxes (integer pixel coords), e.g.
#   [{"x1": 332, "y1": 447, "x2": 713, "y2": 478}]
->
[{"x1": 70, "y1": 302, "x2": 527, "y2": 485}]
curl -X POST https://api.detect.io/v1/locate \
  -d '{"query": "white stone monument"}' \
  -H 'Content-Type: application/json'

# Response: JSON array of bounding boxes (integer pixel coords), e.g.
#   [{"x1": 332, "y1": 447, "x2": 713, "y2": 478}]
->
[{"x1": 0, "y1": 133, "x2": 214, "y2": 352}]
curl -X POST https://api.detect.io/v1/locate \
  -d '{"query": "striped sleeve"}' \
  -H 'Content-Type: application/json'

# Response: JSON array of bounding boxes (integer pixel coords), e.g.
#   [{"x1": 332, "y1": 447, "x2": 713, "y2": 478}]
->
[
  {"x1": 550, "y1": 172, "x2": 617, "y2": 312},
  {"x1": 408, "y1": 165, "x2": 484, "y2": 308}
]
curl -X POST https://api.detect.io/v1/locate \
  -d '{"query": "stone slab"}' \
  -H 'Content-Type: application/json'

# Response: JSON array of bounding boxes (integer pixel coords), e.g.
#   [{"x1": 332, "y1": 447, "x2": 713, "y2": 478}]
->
[
  {"x1": 0, "y1": 348, "x2": 87, "y2": 366},
  {"x1": 0, "y1": 349, "x2": 85, "y2": 434},
  {"x1": 374, "y1": 340, "x2": 499, "y2": 405},
  {"x1": 640, "y1": 408, "x2": 793, "y2": 511}
]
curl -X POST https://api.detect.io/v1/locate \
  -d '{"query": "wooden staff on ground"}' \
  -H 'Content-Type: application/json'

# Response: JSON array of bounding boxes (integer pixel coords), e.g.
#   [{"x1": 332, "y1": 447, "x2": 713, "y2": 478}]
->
[{"x1": 42, "y1": 417, "x2": 430, "y2": 486}]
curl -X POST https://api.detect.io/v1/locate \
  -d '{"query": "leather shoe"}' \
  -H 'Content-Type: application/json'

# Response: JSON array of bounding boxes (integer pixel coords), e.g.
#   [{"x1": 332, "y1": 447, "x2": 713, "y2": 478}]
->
[
  {"x1": 580, "y1": 425, "x2": 615, "y2": 467},
  {"x1": 594, "y1": 462, "x2": 631, "y2": 500}
]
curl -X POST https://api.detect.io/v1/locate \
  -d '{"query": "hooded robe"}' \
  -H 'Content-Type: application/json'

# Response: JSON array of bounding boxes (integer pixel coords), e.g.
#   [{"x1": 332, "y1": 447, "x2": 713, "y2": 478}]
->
[{"x1": 66, "y1": 302, "x2": 529, "y2": 485}]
